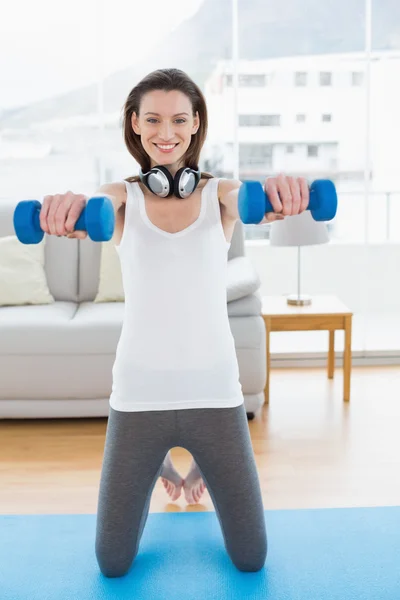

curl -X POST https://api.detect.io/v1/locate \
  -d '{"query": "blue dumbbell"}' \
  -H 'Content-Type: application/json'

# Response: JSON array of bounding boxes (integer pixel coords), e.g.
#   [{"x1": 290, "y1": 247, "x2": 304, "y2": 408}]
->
[
  {"x1": 13, "y1": 196, "x2": 115, "y2": 244},
  {"x1": 238, "y1": 179, "x2": 337, "y2": 223}
]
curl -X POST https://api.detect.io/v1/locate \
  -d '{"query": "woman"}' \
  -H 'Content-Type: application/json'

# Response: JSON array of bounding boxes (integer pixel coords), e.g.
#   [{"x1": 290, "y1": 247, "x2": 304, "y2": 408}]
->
[{"x1": 39, "y1": 68, "x2": 309, "y2": 576}]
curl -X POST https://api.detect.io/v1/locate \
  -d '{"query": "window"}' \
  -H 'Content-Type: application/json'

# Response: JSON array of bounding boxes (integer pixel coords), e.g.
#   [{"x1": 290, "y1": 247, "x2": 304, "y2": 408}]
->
[
  {"x1": 239, "y1": 143, "x2": 273, "y2": 166},
  {"x1": 295, "y1": 72, "x2": 307, "y2": 86},
  {"x1": 239, "y1": 114, "x2": 281, "y2": 126},
  {"x1": 308, "y1": 145, "x2": 319, "y2": 157},
  {"x1": 225, "y1": 74, "x2": 266, "y2": 87},
  {"x1": 352, "y1": 71, "x2": 364, "y2": 86},
  {"x1": 235, "y1": 0, "x2": 400, "y2": 356},
  {"x1": 320, "y1": 71, "x2": 332, "y2": 86}
]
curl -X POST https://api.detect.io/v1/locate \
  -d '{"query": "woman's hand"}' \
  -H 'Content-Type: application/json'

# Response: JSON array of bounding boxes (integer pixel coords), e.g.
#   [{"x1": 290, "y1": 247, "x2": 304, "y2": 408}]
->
[
  {"x1": 259, "y1": 174, "x2": 310, "y2": 223},
  {"x1": 39, "y1": 191, "x2": 88, "y2": 238}
]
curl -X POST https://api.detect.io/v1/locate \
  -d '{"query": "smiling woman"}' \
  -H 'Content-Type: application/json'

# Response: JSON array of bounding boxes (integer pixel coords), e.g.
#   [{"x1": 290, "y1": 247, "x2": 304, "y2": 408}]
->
[{"x1": 89, "y1": 65, "x2": 271, "y2": 577}]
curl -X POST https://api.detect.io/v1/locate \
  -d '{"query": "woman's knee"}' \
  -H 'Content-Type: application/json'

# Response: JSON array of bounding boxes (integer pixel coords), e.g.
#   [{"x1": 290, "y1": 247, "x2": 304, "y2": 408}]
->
[
  {"x1": 234, "y1": 549, "x2": 267, "y2": 572},
  {"x1": 235, "y1": 555, "x2": 267, "y2": 572},
  {"x1": 96, "y1": 540, "x2": 138, "y2": 578},
  {"x1": 231, "y1": 534, "x2": 268, "y2": 572}
]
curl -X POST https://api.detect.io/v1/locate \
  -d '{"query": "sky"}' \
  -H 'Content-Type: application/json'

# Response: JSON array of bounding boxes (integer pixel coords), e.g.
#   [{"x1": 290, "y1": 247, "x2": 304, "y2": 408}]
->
[{"x1": 0, "y1": 0, "x2": 204, "y2": 111}]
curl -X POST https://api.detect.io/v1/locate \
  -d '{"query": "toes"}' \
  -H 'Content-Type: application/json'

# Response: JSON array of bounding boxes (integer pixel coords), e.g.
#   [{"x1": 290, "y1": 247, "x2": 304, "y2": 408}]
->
[
  {"x1": 182, "y1": 479, "x2": 206, "y2": 504},
  {"x1": 172, "y1": 486, "x2": 181, "y2": 501},
  {"x1": 197, "y1": 483, "x2": 205, "y2": 501},
  {"x1": 186, "y1": 490, "x2": 195, "y2": 504},
  {"x1": 162, "y1": 478, "x2": 183, "y2": 501}
]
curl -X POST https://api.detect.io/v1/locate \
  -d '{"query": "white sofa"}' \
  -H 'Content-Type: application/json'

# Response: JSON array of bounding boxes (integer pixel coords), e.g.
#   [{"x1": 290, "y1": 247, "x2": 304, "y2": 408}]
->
[{"x1": 0, "y1": 198, "x2": 266, "y2": 420}]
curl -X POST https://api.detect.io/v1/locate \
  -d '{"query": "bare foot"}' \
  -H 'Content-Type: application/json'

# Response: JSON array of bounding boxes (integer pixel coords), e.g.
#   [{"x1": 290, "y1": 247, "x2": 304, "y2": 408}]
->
[
  {"x1": 160, "y1": 452, "x2": 184, "y2": 502},
  {"x1": 183, "y1": 459, "x2": 207, "y2": 505}
]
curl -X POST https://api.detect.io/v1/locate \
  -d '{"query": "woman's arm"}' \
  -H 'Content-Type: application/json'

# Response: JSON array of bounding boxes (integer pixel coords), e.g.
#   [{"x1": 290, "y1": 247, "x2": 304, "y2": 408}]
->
[
  {"x1": 94, "y1": 182, "x2": 127, "y2": 215},
  {"x1": 218, "y1": 178, "x2": 242, "y2": 222},
  {"x1": 94, "y1": 182, "x2": 127, "y2": 245}
]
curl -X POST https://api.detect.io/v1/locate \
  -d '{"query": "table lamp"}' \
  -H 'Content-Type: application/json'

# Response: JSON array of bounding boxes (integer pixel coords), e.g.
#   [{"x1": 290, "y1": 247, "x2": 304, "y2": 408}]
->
[{"x1": 269, "y1": 210, "x2": 329, "y2": 306}]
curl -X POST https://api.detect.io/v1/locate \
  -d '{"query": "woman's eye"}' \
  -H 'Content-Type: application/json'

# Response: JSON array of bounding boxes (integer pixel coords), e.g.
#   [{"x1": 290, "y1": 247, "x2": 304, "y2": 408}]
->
[{"x1": 146, "y1": 118, "x2": 186, "y2": 124}]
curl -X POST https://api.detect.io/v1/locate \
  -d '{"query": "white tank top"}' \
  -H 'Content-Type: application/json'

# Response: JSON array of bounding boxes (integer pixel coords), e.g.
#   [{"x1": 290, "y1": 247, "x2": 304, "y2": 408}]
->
[{"x1": 109, "y1": 177, "x2": 244, "y2": 412}]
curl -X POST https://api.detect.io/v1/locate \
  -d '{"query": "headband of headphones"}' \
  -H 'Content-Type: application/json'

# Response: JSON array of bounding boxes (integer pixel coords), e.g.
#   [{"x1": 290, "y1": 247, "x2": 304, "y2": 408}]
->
[{"x1": 139, "y1": 165, "x2": 201, "y2": 199}]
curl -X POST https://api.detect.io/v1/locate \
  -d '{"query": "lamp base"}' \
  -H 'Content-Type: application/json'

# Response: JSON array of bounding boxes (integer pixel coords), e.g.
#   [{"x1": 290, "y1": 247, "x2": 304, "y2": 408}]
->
[{"x1": 286, "y1": 294, "x2": 312, "y2": 306}]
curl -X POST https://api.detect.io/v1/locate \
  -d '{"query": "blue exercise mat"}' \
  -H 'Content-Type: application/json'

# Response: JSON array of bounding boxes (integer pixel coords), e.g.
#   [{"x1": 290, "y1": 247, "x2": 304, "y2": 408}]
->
[{"x1": 1, "y1": 507, "x2": 399, "y2": 599}]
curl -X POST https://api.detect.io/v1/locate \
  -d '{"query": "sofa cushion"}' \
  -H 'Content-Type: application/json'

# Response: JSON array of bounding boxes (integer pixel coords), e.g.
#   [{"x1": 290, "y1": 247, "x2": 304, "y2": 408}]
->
[
  {"x1": 227, "y1": 219, "x2": 245, "y2": 260},
  {"x1": 94, "y1": 241, "x2": 124, "y2": 303},
  {"x1": 0, "y1": 198, "x2": 79, "y2": 302},
  {"x1": 0, "y1": 302, "x2": 77, "y2": 354},
  {"x1": 226, "y1": 257, "x2": 260, "y2": 302},
  {"x1": 0, "y1": 301, "x2": 125, "y2": 355},
  {"x1": 45, "y1": 235, "x2": 79, "y2": 302},
  {"x1": 78, "y1": 237, "x2": 102, "y2": 302},
  {"x1": 227, "y1": 292, "x2": 262, "y2": 317},
  {"x1": 70, "y1": 302, "x2": 123, "y2": 352},
  {"x1": 0, "y1": 235, "x2": 54, "y2": 306}
]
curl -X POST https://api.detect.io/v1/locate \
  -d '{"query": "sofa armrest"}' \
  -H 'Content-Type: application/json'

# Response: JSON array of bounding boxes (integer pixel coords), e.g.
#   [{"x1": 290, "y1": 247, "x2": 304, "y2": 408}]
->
[{"x1": 227, "y1": 256, "x2": 261, "y2": 303}]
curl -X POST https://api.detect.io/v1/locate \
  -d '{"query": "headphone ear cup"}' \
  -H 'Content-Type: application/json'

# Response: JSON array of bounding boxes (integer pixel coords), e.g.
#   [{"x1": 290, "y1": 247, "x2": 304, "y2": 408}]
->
[
  {"x1": 144, "y1": 165, "x2": 174, "y2": 197},
  {"x1": 154, "y1": 165, "x2": 174, "y2": 197},
  {"x1": 173, "y1": 167, "x2": 188, "y2": 199},
  {"x1": 174, "y1": 167, "x2": 201, "y2": 199}
]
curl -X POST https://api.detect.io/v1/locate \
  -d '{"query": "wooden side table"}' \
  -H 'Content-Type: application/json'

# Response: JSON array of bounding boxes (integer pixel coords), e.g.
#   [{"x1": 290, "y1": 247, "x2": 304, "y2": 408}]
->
[{"x1": 262, "y1": 295, "x2": 353, "y2": 403}]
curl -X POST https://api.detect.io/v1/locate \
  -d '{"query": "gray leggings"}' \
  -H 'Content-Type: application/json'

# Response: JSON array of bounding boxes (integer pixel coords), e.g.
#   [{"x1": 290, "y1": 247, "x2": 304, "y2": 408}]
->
[{"x1": 95, "y1": 402, "x2": 267, "y2": 576}]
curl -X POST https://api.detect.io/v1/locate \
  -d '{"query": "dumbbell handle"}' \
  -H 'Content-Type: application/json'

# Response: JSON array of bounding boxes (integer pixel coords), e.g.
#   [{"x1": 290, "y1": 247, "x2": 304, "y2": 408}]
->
[
  {"x1": 29, "y1": 203, "x2": 87, "y2": 233},
  {"x1": 264, "y1": 185, "x2": 320, "y2": 213}
]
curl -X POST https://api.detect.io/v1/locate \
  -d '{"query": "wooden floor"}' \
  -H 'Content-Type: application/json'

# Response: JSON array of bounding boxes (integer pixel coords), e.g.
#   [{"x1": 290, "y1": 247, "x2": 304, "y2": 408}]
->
[{"x1": 1, "y1": 365, "x2": 400, "y2": 515}]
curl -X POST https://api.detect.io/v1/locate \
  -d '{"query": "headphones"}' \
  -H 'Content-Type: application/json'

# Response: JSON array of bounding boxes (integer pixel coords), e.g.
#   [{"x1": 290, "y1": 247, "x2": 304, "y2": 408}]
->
[{"x1": 139, "y1": 165, "x2": 201, "y2": 199}]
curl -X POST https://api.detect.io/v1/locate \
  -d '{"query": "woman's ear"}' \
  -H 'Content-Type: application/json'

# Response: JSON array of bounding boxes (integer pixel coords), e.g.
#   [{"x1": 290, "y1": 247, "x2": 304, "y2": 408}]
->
[
  {"x1": 192, "y1": 111, "x2": 200, "y2": 134},
  {"x1": 131, "y1": 112, "x2": 140, "y2": 135}
]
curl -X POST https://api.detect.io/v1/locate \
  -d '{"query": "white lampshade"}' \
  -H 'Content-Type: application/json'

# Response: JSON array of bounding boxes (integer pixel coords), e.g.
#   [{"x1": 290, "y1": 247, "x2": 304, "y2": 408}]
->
[{"x1": 269, "y1": 210, "x2": 329, "y2": 247}]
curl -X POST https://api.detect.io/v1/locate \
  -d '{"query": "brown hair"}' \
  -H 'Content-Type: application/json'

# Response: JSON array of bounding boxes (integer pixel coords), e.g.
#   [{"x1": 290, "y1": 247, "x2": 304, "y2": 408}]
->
[{"x1": 122, "y1": 68, "x2": 213, "y2": 183}]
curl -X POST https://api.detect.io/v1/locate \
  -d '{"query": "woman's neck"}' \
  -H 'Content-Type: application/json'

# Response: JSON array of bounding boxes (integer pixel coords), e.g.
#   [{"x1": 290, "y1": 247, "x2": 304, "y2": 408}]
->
[{"x1": 150, "y1": 161, "x2": 183, "y2": 178}]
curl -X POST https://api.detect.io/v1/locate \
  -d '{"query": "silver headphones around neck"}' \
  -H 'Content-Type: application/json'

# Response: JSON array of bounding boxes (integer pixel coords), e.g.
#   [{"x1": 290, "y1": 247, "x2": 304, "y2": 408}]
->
[{"x1": 139, "y1": 165, "x2": 201, "y2": 199}]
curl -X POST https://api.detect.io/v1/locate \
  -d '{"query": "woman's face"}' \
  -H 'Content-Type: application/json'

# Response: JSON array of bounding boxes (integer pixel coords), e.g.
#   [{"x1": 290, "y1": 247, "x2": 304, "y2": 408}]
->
[{"x1": 131, "y1": 89, "x2": 199, "y2": 171}]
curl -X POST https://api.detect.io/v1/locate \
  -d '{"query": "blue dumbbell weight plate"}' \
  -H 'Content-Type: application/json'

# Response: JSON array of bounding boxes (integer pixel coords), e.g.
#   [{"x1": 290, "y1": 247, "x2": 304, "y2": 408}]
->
[
  {"x1": 238, "y1": 181, "x2": 266, "y2": 224},
  {"x1": 309, "y1": 180, "x2": 338, "y2": 221},
  {"x1": 13, "y1": 200, "x2": 44, "y2": 244},
  {"x1": 85, "y1": 197, "x2": 115, "y2": 242}
]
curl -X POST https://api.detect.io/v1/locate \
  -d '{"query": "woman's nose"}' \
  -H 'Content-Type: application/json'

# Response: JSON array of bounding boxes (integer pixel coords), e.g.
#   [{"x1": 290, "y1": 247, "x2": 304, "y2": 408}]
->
[{"x1": 159, "y1": 122, "x2": 174, "y2": 140}]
